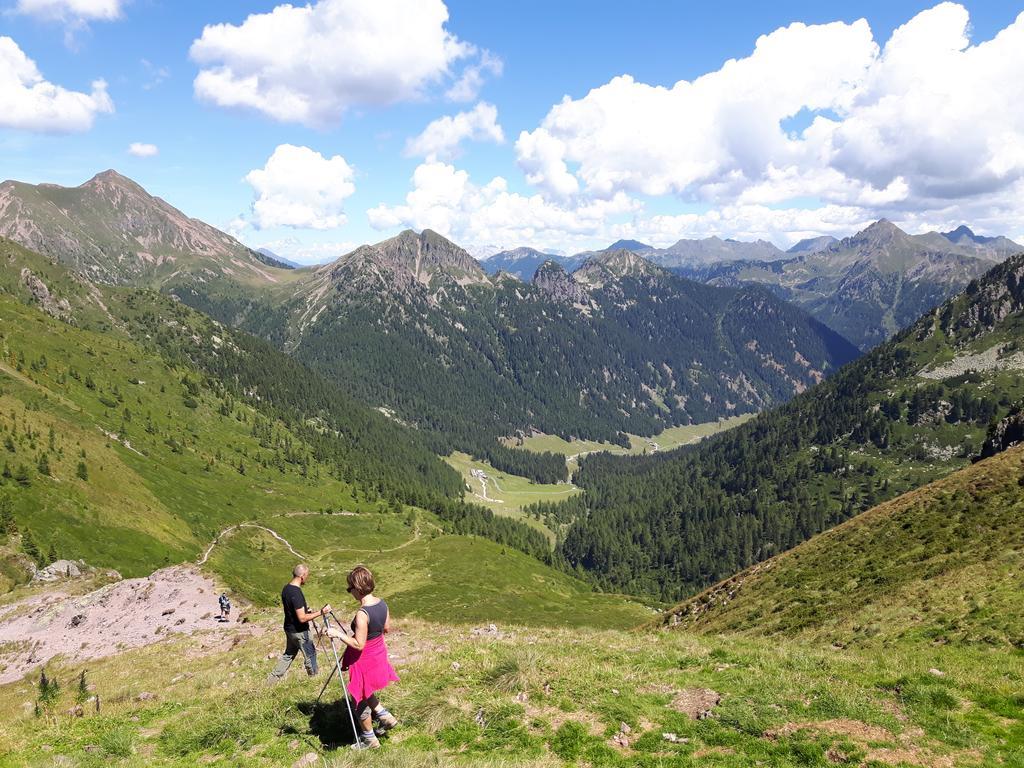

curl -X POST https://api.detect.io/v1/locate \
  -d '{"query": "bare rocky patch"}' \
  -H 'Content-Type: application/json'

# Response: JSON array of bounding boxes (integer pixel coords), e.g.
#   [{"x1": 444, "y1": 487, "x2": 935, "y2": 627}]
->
[
  {"x1": 668, "y1": 687, "x2": 721, "y2": 719},
  {"x1": 0, "y1": 565, "x2": 248, "y2": 684}
]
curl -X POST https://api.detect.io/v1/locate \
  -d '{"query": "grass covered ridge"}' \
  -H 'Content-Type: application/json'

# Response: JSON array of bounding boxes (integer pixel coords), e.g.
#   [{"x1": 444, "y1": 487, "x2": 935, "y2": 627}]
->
[{"x1": 666, "y1": 443, "x2": 1024, "y2": 647}]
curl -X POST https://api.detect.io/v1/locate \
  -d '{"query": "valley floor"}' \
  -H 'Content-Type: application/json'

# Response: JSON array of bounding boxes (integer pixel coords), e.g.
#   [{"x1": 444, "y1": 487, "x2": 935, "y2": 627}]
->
[{"x1": 0, "y1": 599, "x2": 1019, "y2": 767}]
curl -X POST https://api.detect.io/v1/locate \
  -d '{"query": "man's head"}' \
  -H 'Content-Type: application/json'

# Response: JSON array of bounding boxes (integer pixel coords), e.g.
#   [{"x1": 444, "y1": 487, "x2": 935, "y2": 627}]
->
[{"x1": 293, "y1": 563, "x2": 310, "y2": 585}]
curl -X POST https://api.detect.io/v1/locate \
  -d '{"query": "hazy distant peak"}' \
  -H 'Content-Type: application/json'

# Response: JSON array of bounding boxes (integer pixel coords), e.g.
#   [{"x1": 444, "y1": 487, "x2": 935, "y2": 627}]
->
[{"x1": 787, "y1": 235, "x2": 838, "y2": 254}]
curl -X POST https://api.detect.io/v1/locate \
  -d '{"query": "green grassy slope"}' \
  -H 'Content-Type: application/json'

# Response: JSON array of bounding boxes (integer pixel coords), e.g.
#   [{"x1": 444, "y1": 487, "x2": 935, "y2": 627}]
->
[
  {"x1": 443, "y1": 452, "x2": 578, "y2": 540},
  {"x1": 1, "y1": 611, "x2": 1020, "y2": 766},
  {"x1": 206, "y1": 511, "x2": 649, "y2": 629},
  {"x1": 0, "y1": 238, "x2": 651, "y2": 628},
  {"x1": 0, "y1": 244, "x2": 370, "y2": 575},
  {"x1": 665, "y1": 443, "x2": 1024, "y2": 647}
]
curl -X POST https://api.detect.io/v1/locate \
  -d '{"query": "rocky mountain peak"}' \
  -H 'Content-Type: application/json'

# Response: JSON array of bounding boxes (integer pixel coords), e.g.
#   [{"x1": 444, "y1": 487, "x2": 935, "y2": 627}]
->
[
  {"x1": 84, "y1": 169, "x2": 139, "y2": 188},
  {"x1": 607, "y1": 239, "x2": 652, "y2": 252},
  {"x1": 532, "y1": 259, "x2": 591, "y2": 305},
  {"x1": 787, "y1": 235, "x2": 839, "y2": 254},
  {"x1": 328, "y1": 229, "x2": 490, "y2": 295},
  {"x1": 943, "y1": 224, "x2": 976, "y2": 241},
  {"x1": 855, "y1": 219, "x2": 907, "y2": 245},
  {"x1": 0, "y1": 170, "x2": 281, "y2": 287}
]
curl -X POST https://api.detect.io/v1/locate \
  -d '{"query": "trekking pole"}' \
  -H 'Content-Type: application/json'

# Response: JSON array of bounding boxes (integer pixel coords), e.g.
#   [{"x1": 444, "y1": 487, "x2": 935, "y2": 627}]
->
[
  {"x1": 311, "y1": 619, "x2": 338, "y2": 703},
  {"x1": 320, "y1": 611, "x2": 363, "y2": 748}
]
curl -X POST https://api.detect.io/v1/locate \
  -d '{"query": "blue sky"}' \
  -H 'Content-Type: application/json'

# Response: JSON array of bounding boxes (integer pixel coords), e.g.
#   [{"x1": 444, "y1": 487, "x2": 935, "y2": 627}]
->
[{"x1": 2, "y1": 1, "x2": 1023, "y2": 263}]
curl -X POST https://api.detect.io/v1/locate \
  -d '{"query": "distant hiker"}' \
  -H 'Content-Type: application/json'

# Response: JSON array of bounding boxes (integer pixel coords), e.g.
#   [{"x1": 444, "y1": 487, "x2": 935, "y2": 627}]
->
[
  {"x1": 218, "y1": 593, "x2": 231, "y2": 622},
  {"x1": 327, "y1": 565, "x2": 399, "y2": 748},
  {"x1": 268, "y1": 564, "x2": 330, "y2": 682}
]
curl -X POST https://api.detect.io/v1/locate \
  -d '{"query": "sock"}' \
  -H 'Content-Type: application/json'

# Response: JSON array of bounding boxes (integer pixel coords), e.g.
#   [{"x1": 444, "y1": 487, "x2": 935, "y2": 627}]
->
[
  {"x1": 375, "y1": 707, "x2": 391, "y2": 718},
  {"x1": 361, "y1": 729, "x2": 376, "y2": 740}
]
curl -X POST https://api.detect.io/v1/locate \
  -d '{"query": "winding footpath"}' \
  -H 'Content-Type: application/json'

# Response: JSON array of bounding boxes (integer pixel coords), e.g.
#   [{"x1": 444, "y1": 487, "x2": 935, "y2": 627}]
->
[
  {"x1": 196, "y1": 514, "x2": 438, "y2": 566},
  {"x1": 197, "y1": 523, "x2": 305, "y2": 565}
]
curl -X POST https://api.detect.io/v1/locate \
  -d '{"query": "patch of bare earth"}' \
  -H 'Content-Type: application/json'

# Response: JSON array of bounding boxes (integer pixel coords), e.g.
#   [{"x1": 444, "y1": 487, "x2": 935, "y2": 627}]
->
[
  {"x1": 668, "y1": 687, "x2": 721, "y2": 719},
  {"x1": 0, "y1": 565, "x2": 253, "y2": 684}
]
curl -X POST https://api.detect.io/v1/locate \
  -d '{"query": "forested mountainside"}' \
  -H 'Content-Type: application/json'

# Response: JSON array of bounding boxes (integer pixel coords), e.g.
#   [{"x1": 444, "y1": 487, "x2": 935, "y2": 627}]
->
[
  {"x1": 665, "y1": 441, "x2": 1024, "y2": 648},
  {"x1": 673, "y1": 220, "x2": 1019, "y2": 350},
  {"x1": 0, "y1": 172, "x2": 859, "y2": 484},
  {"x1": 247, "y1": 232, "x2": 857, "y2": 483},
  {"x1": 0, "y1": 171, "x2": 295, "y2": 286},
  {"x1": 0, "y1": 238, "x2": 559, "y2": 584},
  {"x1": 538, "y1": 252, "x2": 1024, "y2": 600}
]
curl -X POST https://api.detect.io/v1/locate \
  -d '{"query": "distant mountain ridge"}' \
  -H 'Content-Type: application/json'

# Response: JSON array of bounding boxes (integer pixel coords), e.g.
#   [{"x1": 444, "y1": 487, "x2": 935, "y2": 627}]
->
[
  {"x1": 673, "y1": 219, "x2": 1022, "y2": 350},
  {"x1": 0, "y1": 170, "x2": 289, "y2": 287},
  {"x1": 482, "y1": 247, "x2": 584, "y2": 281}
]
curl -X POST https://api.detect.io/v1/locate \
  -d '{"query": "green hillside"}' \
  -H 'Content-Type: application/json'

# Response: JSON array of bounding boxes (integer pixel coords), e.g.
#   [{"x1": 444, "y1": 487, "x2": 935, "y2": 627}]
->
[
  {"x1": 665, "y1": 443, "x2": 1024, "y2": 646},
  {"x1": 0, "y1": 240, "x2": 645, "y2": 628},
  {"x1": 556, "y1": 252, "x2": 1024, "y2": 599},
  {"x1": 1, "y1": 598, "x2": 1020, "y2": 766}
]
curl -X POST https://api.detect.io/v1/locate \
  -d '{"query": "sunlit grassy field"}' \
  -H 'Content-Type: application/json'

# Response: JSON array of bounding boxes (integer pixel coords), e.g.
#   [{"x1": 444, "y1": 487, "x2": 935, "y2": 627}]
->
[
  {"x1": 443, "y1": 452, "x2": 579, "y2": 540},
  {"x1": 505, "y1": 415, "x2": 755, "y2": 473},
  {"x1": 206, "y1": 510, "x2": 652, "y2": 629},
  {"x1": 2, "y1": 611, "x2": 1019, "y2": 767}
]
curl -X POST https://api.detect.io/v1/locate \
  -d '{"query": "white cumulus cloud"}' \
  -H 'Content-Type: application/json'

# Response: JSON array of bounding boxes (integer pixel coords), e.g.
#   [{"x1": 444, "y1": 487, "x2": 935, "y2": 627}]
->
[
  {"x1": 127, "y1": 142, "x2": 158, "y2": 157},
  {"x1": 515, "y1": 3, "x2": 1024, "y2": 231},
  {"x1": 16, "y1": 0, "x2": 124, "y2": 22},
  {"x1": 405, "y1": 102, "x2": 504, "y2": 160},
  {"x1": 190, "y1": 0, "x2": 492, "y2": 127},
  {"x1": 445, "y1": 50, "x2": 503, "y2": 102},
  {"x1": 516, "y1": 18, "x2": 877, "y2": 201},
  {"x1": 0, "y1": 36, "x2": 113, "y2": 132},
  {"x1": 368, "y1": 161, "x2": 639, "y2": 249},
  {"x1": 244, "y1": 144, "x2": 356, "y2": 230}
]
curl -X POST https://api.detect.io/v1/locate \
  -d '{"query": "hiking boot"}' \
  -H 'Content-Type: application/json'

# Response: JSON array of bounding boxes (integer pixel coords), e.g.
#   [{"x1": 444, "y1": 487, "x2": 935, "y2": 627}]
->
[
  {"x1": 352, "y1": 733, "x2": 380, "y2": 750},
  {"x1": 375, "y1": 710, "x2": 398, "y2": 731}
]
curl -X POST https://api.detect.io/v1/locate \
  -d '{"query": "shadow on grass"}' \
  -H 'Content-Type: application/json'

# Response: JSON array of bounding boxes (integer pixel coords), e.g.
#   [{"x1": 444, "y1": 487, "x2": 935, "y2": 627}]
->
[{"x1": 297, "y1": 699, "x2": 360, "y2": 749}]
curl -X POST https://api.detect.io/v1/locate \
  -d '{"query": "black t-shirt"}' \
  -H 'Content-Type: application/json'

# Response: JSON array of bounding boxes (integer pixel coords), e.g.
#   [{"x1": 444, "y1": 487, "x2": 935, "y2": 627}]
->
[{"x1": 282, "y1": 584, "x2": 310, "y2": 632}]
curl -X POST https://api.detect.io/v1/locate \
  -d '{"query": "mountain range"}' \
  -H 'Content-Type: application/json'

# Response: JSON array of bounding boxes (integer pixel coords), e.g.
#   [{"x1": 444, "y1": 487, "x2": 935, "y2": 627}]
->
[
  {"x1": 670, "y1": 219, "x2": 1021, "y2": 349},
  {"x1": 481, "y1": 222, "x2": 1021, "y2": 351},
  {"x1": 0, "y1": 172, "x2": 859, "y2": 483},
  {"x1": 552, "y1": 248, "x2": 1024, "y2": 598}
]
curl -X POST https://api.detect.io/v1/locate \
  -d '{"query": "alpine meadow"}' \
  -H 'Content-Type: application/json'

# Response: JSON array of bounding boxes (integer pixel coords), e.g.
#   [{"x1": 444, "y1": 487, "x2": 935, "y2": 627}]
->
[{"x1": 2, "y1": 2, "x2": 1024, "y2": 767}]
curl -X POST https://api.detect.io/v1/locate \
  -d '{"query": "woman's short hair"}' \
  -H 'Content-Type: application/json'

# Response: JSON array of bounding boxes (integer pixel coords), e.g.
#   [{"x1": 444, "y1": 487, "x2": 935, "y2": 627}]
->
[{"x1": 347, "y1": 565, "x2": 375, "y2": 597}]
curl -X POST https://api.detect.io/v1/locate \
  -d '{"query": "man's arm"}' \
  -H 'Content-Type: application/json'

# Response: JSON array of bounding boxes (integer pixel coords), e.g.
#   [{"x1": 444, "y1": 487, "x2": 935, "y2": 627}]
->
[{"x1": 292, "y1": 600, "x2": 331, "y2": 625}]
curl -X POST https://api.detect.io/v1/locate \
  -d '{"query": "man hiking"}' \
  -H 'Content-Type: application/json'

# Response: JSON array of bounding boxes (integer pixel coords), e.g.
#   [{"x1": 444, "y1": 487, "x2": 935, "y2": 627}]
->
[
  {"x1": 218, "y1": 593, "x2": 231, "y2": 622},
  {"x1": 268, "y1": 564, "x2": 330, "y2": 682}
]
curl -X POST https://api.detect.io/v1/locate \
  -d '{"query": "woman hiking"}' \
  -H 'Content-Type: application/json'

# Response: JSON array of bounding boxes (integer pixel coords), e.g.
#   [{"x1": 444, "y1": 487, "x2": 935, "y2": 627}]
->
[{"x1": 327, "y1": 565, "x2": 399, "y2": 749}]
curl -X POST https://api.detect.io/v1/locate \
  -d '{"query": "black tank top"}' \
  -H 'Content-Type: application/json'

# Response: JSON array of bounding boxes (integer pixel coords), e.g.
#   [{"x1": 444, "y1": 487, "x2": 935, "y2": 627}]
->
[{"x1": 351, "y1": 599, "x2": 388, "y2": 640}]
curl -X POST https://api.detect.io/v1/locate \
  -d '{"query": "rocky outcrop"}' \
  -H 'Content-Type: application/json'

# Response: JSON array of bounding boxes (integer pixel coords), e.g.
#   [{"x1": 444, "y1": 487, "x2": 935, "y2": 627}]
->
[
  {"x1": 19, "y1": 268, "x2": 72, "y2": 321},
  {"x1": 531, "y1": 260, "x2": 591, "y2": 306},
  {"x1": 977, "y1": 404, "x2": 1024, "y2": 461}
]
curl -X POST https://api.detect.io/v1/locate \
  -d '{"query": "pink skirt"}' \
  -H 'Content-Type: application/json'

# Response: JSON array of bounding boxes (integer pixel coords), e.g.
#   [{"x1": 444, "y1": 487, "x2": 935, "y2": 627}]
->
[{"x1": 342, "y1": 635, "x2": 399, "y2": 702}]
